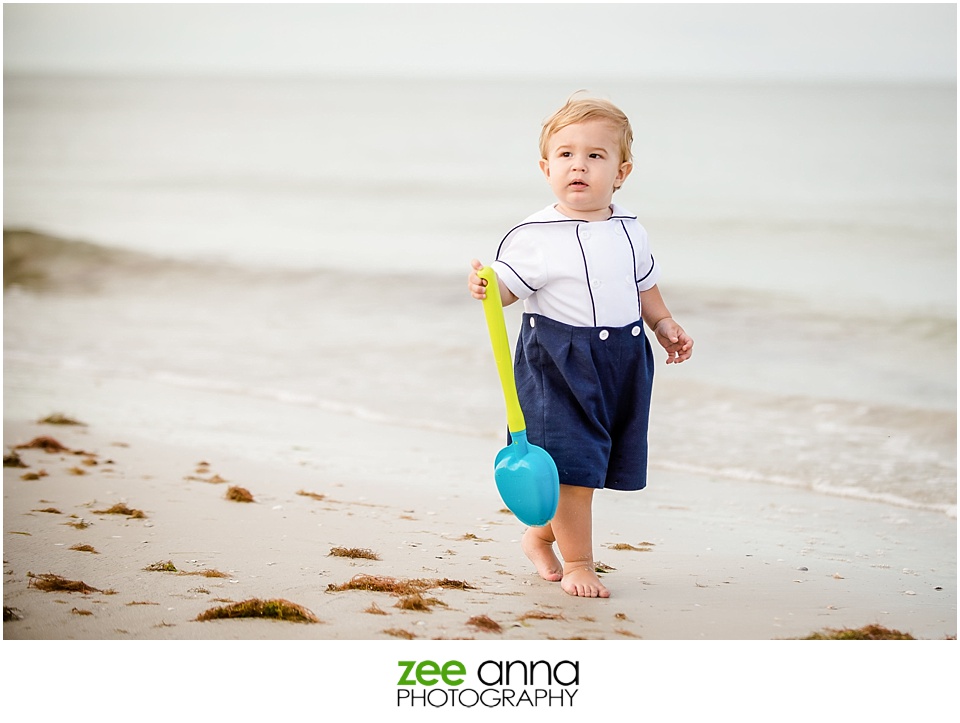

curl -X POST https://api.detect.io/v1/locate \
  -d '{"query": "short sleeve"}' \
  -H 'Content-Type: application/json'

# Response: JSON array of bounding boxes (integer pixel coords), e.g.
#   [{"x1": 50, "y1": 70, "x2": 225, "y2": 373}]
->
[
  {"x1": 632, "y1": 222, "x2": 660, "y2": 292},
  {"x1": 491, "y1": 225, "x2": 548, "y2": 301}
]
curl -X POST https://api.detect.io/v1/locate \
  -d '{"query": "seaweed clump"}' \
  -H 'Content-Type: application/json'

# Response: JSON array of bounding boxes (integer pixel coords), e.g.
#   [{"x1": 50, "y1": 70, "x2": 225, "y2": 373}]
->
[
  {"x1": 466, "y1": 615, "x2": 502, "y2": 633},
  {"x1": 92, "y1": 503, "x2": 146, "y2": 518},
  {"x1": 38, "y1": 413, "x2": 85, "y2": 426},
  {"x1": 225, "y1": 485, "x2": 254, "y2": 502},
  {"x1": 395, "y1": 593, "x2": 446, "y2": 612},
  {"x1": 144, "y1": 560, "x2": 179, "y2": 572},
  {"x1": 27, "y1": 572, "x2": 101, "y2": 594},
  {"x1": 383, "y1": 628, "x2": 416, "y2": 639},
  {"x1": 15, "y1": 436, "x2": 71, "y2": 453},
  {"x1": 326, "y1": 574, "x2": 434, "y2": 595},
  {"x1": 187, "y1": 569, "x2": 230, "y2": 579},
  {"x1": 195, "y1": 598, "x2": 320, "y2": 623},
  {"x1": 326, "y1": 574, "x2": 477, "y2": 596},
  {"x1": 799, "y1": 624, "x2": 916, "y2": 640},
  {"x1": 436, "y1": 578, "x2": 478, "y2": 591},
  {"x1": 4, "y1": 451, "x2": 27, "y2": 468},
  {"x1": 608, "y1": 542, "x2": 655, "y2": 552},
  {"x1": 328, "y1": 546, "x2": 380, "y2": 560},
  {"x1": 518, "y1": 610, "x2": 565, "y2": 622}
]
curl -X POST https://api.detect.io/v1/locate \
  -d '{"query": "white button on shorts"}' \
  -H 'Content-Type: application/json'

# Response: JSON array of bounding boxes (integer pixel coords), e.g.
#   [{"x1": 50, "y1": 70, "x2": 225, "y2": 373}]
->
[
  {"x1": 632, "y1": 326, "x2": 641, "y2": 336},
  {"x1": 530, "y1": 317, "x2": 536, "y2": 327},
  {"x1": 599, "y1": 329, "x2": 609, "y2": 340}
]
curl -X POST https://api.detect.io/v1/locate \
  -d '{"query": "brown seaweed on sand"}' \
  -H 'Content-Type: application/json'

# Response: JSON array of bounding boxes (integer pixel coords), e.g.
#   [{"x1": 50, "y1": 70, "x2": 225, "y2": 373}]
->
[
  {"x1": 27, "y1": 572, "x2": 101, "y2": 594},
  {"x1": 296, "y1": 489, "x2": 326, "y2": 501},
  {"x1": 518, "y1": 610, "x2": 565, "y2": 622},
  {"x1": 186, "y1": 569, "x2": 230, "y2": 578},
  {"x1": 328, "y1": 546, "x2": 380, "y2": 560},
  {"x1": 225, "y1": 485, "x2": 254, "y2": 502},
  {"x1": 4, "y1": 451, "x2": 28, "y2": 468},
  {"x1": 69, "y1": 544, "x2": 98, "y2": 554},
  {"x1": 327, "y1": 574, "x2": 435, "y2": 594},
  {"x1": 436, "y1": 578, "x2": 478, "y2": 590},
  {"x1": 143, "y1": 560, "x2": 229, "y2": 578},
  {"x1": 383, "y1": 628, "x2": 417, "y2": 639},
  {"x1": 92, "y1": 502, "x2": 146, "y2": 518},
  {"x1": 395, "y1": 593, "x2": 447, "y2": 612},
  {"x1": 38, "y1": 413, "x2": 85, "y2": 426},
  {"x1": 15, "y1": 436, "x2": 71, "y2": 453},
  {"x1": 607, "y1": 542, "x2": 655, "y2": 552},
  {"x1": 195, "y1": 598, "x2": 320, "y2": 623},
  {"x1": 798, "y1": 624, "x2": 916, "y2": 640},
  {"x1": 326, "y1": 573, "x2": 475, "y2": 595},
  {"x1": 144, "y1": 560, "x2": 179, "y2": 572},
  {"x1": 466, "y1": 615, "x2": 502, "y2": 633}
]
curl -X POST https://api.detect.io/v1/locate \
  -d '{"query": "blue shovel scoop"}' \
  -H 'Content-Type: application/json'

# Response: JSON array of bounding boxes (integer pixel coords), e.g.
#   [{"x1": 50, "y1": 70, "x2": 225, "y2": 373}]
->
[{"x1": 477, "y1": 266, "x2": 559, "y2": 527}]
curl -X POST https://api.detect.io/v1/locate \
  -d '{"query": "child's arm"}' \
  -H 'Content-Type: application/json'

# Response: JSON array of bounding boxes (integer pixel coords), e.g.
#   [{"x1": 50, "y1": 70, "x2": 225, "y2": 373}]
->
[
  {"x1": 468, "y1": 258, "x2": 519, "y2": 306},
  {"x1": 640, "y1": 285, "x2": 693, "y2": 364}
]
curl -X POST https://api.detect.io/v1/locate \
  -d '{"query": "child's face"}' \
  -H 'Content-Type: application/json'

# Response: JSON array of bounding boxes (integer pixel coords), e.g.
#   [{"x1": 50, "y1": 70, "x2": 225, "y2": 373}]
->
[{"x1": 539, "y1": 119, "x2": 632, "y2": 221}]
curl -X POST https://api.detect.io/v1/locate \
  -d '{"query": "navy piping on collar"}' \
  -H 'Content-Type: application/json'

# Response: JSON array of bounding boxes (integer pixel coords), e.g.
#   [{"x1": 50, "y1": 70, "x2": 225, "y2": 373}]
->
[
  {"x1": 496, "y1": 218, "x2": 578, "y2": 259},
  {"x1": 494, "y1": 211, "x2": 639, "y2": 258}
]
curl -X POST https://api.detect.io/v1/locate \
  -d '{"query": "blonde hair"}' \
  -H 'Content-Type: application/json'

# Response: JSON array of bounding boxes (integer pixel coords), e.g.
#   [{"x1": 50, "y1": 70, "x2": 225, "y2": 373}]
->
[{"x1": 539, "y1": 93, "x2": 633, "y2": 165}]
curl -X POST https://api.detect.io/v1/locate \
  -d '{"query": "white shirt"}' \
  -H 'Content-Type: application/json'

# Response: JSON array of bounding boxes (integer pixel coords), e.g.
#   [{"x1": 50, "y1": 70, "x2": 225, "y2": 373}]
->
[{"x1": 492, "y1": 203, "x2": 660, "y2": 328}]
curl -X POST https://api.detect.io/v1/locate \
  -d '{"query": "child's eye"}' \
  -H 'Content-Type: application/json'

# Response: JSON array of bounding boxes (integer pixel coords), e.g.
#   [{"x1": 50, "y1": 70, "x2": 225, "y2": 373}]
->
[{"x1": 589, "y1": 153, "x2": 604, "y2": 159}]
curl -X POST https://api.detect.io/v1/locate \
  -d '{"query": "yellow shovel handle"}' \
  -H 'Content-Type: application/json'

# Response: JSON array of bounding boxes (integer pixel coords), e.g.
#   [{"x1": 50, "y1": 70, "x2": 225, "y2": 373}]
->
[{"x1": 478, "y1": 266, "x2": 526, "y2": 435}]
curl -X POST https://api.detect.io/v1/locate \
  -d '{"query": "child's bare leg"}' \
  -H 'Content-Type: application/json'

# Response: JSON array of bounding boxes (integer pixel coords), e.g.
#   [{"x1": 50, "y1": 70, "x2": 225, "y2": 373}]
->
[
  {"x1": 553, "y1": 484, "x2": 609, "y2": 598},
  {"x1": 522, "y1": 523, "x2": 562, "y2": 582}
]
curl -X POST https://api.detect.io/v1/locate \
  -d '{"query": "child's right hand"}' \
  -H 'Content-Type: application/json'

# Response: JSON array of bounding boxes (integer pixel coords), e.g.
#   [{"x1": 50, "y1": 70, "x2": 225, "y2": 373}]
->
[
  {"x1": 467, "y1": 258, "x2": 488, "y2": 300},
  {"x1": 468, "y1": 259, "x2": 518, "y2": 305}
]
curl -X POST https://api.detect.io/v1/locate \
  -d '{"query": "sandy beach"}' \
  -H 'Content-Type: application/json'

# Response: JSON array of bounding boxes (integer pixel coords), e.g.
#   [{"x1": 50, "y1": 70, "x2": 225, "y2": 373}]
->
[
  {"x1": 4, "y1": 409, "x2": 954, "y2": 642},
  {"x1": 3, "y1": 67, "x2": 956, "y2": 716}
]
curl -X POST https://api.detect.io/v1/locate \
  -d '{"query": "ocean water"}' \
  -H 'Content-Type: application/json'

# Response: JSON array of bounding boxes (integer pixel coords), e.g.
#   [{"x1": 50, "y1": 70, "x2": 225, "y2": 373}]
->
[{"x1": 3, "y1": 75, "x2": 956, "y2": 517}]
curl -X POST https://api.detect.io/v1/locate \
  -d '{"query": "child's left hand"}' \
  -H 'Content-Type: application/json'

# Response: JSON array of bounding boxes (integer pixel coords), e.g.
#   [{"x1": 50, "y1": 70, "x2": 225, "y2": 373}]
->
[{"x1": 653, "y1": 318, "x2": 693, "y2": 364}]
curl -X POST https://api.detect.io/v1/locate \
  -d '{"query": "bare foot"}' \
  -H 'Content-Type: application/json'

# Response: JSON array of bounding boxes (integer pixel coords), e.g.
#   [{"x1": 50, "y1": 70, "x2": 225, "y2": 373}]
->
[
  {"x1": 522, "y1": 528, "x2": 562, "y2": 582},
  {"x1": 561, "y1": 563, "x2": 610, "y2": 598}
]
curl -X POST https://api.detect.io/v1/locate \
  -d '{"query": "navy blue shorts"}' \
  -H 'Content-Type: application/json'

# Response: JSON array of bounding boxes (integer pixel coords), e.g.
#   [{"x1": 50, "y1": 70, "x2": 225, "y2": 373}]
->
[{"x1": 511, "y1": 313, "x2": 655, "y2": 491}]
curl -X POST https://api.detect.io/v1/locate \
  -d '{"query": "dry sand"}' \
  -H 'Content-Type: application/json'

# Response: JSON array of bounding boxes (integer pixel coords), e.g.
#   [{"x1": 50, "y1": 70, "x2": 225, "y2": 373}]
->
[
  {"x1": 4, "y1": 413, "x2": 954, "y2": 642},
  {"x1": 4, "y1": 408, "x2": 956, "y2": 719}
]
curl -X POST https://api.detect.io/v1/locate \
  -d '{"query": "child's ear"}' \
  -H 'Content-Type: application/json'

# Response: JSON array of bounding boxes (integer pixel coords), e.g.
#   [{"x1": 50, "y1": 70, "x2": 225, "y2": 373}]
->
[
  {"x1": 539, "y1": 158, "x2": 551, "y2": 179},
  {"x1": 615, "y1": 160, "x2": 633, "y2": 188}
]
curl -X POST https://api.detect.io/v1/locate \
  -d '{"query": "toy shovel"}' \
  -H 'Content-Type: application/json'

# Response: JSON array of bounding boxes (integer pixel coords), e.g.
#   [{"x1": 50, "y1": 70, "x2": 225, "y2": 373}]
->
[{"x1": 477, "y1": 266, "x2": 559, "y2": 527}]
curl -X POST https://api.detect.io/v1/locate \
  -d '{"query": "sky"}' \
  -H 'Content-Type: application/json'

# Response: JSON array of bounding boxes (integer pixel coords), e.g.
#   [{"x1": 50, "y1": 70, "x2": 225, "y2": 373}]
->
[{"x1": 2, "y1": 2, "x2": 957, "y2": 82}]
